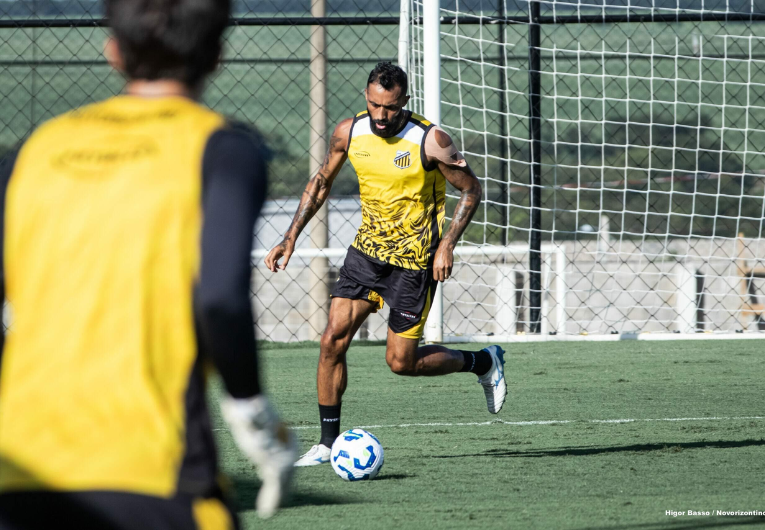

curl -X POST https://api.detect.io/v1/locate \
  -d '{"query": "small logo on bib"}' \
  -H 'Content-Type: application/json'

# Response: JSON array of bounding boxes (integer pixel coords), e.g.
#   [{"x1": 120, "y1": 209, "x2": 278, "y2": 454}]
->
[{"x1": 393, "y1": 150, "x2": 411, "y2": 169}]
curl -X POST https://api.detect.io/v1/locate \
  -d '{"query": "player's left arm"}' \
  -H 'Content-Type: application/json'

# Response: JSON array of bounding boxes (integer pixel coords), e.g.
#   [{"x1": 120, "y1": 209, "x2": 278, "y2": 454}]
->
[
  {"x1": 424, "y1": 126, "x2": 482, "y2": 282},
  {"x1": 197, "y1": 127, "x2": 267, "y2": 399}
]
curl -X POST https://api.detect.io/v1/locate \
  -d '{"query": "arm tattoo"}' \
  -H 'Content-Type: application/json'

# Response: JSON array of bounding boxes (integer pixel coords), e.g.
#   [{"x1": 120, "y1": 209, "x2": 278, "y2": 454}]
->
[
  {"x1": 284, "y1": 174, "x2": 328, "y2": 241},
  {"x1": 284, "y1": 133, "x2": 345, "y2": 242},
  {"x1": 319, "y1": 135, "x2": 345, "y2": 177},
  {"x1": 440, "y1": 165, "x2": 482, "y2": 248}
]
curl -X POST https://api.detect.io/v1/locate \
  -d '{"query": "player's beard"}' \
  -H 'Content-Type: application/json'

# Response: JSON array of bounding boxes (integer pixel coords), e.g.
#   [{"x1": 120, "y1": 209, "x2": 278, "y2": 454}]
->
[{"x1": 369, "y1": 109, "x2": 407, "y2": 138}]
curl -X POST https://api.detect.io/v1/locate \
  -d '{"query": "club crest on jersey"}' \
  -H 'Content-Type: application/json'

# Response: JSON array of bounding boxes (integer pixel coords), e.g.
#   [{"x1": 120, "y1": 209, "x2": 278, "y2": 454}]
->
[{"x1": 393, "y1": 150, "x2": 411, "y2": 169}]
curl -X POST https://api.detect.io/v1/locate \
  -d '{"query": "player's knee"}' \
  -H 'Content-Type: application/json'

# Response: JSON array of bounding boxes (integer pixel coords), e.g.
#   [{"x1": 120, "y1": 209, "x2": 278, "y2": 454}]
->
[
  {"x1": 386, "y1": 355, "x2": 415, "y2": 376},
  {"x1": 320, "y1": 326, "x2": 349, "y2": 360}
]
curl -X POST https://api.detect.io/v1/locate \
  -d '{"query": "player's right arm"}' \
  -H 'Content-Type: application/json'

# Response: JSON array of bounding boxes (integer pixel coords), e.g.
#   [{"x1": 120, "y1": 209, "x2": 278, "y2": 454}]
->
[{"x1": 264, "y1": 118, "x2": 353, "y2": 272}]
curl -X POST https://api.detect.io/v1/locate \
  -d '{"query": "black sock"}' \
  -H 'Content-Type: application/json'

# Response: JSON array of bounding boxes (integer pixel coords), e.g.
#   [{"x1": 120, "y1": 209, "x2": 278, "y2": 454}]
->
[
  {"x1": 319, "y1": 404, "x2": 341, "y2": 448},
  {"x1": 458, "y1": 350, "x2": 493, "y2": 376}
]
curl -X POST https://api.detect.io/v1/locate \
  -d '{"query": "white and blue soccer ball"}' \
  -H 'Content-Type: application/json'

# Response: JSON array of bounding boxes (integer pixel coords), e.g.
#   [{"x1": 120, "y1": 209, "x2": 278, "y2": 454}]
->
[{"x1": 330, "y1": 428, "x2": 384, "y2": 481}]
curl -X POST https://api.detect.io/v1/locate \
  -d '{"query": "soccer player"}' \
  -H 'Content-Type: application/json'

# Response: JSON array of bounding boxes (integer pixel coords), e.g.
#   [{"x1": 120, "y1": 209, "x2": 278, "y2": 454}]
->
[
  {"x1": 265, "y1": 62, "x2": 507, "y2": 466},
  {"x1": 0, "y1": 0, "x2": 296, "y2": 527}
]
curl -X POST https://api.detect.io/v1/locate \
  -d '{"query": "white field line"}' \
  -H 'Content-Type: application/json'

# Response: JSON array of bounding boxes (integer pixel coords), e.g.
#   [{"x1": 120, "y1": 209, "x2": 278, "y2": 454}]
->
[
  {"x1": 213, "y1": 416, "x2": 765, "y2": 432},
  {"x1": 287, "y1": 415, "x2": 765, "y2": 430}
]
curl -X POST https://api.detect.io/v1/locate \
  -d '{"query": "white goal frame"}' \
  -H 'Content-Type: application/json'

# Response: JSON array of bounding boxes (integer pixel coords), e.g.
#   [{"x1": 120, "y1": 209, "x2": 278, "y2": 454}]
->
[{"x1": 395, "y1": 0, "x2": 765, "y2": 342}]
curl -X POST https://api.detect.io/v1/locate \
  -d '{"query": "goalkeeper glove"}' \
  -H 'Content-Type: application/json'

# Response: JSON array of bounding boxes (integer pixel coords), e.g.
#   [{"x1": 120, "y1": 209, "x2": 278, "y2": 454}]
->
[{"x1": 220, "y1": 394, "x2": 297, "y2": 519}]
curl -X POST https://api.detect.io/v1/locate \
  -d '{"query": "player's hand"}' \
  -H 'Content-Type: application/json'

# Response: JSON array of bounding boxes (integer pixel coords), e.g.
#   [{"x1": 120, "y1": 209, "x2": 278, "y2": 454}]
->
[
  {"x1": 221, "y1": 394, "x2": 297, "y2": 519},
  {"x1": 264, "y1": 238, "x2": 295, "y2": 273},
  {"x1": 433, "y1": 245, "x2": 454, "y2": 282}
]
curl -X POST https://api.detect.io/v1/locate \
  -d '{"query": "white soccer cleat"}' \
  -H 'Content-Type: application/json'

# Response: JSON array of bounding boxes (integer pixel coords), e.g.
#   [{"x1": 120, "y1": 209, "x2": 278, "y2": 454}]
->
[
  {"x1": 294, "y1": 444, "x2": 331, "y2": 467},
  {"x1": 220, "y1": 395, "x2": 298, "y2": 519},
  {"x1": 477, "y1": 345, "x2": 507, "y2": 414}
]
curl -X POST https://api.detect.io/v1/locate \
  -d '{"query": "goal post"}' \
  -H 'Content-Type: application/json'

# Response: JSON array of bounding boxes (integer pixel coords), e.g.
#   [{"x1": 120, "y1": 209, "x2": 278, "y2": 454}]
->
[
  {"x1": 404, "y1": 0, "x2": 765, "y2": 341},
  {"x1": 421, "y1": 0, "x2": 444, "y2": 343}
]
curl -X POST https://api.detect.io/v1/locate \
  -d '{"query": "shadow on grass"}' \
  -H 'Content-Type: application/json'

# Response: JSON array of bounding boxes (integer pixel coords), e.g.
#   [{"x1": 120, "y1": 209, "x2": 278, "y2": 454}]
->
[
  {"x1": 575, "y1": 515, "x2": 765, "y2": 530},
  {"x1": 373, "y1": 473, "x2": 414, "y2": 481},
  {"x1": 432, "y1": 439, "x2": 765, "y2": 459},
  {"x1": 231, "y1": 478, "x2": 357, "y2": 510}
]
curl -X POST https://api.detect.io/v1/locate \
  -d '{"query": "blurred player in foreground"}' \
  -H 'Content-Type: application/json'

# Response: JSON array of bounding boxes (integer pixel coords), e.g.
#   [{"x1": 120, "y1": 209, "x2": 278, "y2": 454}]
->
[
  {"x1": 265, "y1": 62, "x2": 507, "y2": 466},
  {"x1": 0, "y1": 0, "x2": 296, "y2": 527}
]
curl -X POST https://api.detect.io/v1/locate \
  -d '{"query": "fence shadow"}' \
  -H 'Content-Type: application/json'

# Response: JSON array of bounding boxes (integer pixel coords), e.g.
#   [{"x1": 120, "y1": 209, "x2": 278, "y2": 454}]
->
[
  {"x1": 574, "y1": 516, "x2": 765, "y2": 530},
  {"x1": 431, "y1": 439, "x2": 765, "y2": 459}
]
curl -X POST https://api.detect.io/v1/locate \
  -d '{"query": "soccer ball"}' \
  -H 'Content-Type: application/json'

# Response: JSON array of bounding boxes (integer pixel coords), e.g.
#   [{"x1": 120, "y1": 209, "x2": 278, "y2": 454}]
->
[{"x1": 330, "y1": 428, "x2": 384, "y2": 481}]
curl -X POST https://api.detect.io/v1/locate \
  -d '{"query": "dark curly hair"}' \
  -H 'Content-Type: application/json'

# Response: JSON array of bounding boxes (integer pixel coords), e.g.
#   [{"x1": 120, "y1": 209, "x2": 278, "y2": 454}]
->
[
  {"x1": 105, "y1": 0, "x2": 230, "y2": 87},
  {"x1": 367, "y1": 61, "x2": 408, "y2": 94}
]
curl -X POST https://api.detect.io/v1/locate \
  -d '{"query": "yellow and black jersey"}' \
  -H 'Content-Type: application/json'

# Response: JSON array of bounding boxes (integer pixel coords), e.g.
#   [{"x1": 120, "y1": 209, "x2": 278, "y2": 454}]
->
[
  {"x1": 0, "y1": 95, "x2": 265, "y2": 511},
  {"x1": 347, "y1": 111, "x2": 446, "y2": 270}
]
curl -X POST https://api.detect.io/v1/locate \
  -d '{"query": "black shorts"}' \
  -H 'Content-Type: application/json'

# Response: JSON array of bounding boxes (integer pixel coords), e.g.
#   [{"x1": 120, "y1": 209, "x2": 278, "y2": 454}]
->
[
  {"x1": 332, "y1": 246, "x2": 438, "y2": 338},
  {"x1": 0, "y1": 490, "x2": 238, "y2": 530}
]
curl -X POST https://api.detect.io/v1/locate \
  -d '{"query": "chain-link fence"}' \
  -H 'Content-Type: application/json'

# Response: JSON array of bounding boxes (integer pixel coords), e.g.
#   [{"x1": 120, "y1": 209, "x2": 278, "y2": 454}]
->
[
  {"x1": 0, "y1": 0, "x2": 408, "y2": 342},
  {"x1": 5, "y1": 1, "x2": 765, "y2": 342}
]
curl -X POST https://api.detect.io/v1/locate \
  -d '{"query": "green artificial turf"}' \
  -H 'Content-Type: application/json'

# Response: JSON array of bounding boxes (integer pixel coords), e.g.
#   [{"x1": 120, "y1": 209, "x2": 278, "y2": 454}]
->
[{"x1": 209, "y1": 340, "x2": 765, "y2": 530}]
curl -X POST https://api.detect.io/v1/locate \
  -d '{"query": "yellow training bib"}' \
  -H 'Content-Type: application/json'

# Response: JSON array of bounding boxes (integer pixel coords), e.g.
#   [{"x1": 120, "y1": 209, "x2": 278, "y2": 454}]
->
[{"x1": 0, "y1": 96, "x2": 225, "y2": 497}]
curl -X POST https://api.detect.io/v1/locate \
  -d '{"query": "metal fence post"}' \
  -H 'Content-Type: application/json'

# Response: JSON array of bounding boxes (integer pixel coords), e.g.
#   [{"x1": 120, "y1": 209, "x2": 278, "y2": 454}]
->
[
  {"x1": 308, "y1": 0, "x2": 329, "y2": 340},
  {"x1": 528, "y1": 0, "x2": 542, "y2": 333}
]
